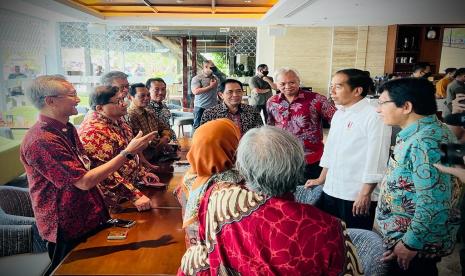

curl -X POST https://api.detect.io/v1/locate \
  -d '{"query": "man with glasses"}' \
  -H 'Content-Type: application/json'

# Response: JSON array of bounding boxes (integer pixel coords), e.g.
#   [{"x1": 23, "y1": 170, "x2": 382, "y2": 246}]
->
[
  {"x1": 78, "y1": 85, "x2": 160, "y2": 213},
  {"x1": 191, "y1": 60, "x2": 220, "y2": 129},
  {"x1": 375, "y1": 78, "x2": 460, "y2": 275},
  {"x1": 127, "y1": 83, "x2": 173, "y2": 163},
  {"x1": 21, "y1": 76, "x2": 155, "y2": 274},
  {"x1": 267, "y1": 68, "x2": 336, "y2": 179},
  {"x1": 305, "y1": 69, "x2": 391, "y2": 230},
  {"x1": 200, "y1": 79, "x2": 263, "y2": 136}
]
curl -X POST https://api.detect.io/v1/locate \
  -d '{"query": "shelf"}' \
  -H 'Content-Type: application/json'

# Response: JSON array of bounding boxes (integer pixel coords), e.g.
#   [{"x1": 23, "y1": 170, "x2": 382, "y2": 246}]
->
[{"x1": 395, "y1": 50, "x2": 420, "y2": 54}]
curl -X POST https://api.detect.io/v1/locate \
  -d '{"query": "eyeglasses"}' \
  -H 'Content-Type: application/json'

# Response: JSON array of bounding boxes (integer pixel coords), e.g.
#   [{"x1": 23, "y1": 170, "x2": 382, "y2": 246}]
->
[
  {"x1": 107, "y1": 98, "x2": 126, "y2": 106},
  {"x1": 45, "y1": 93, "x2": 79, "y2": 99},
  {"x1": 378, "y1": 100, "x2": 395, "y2": 105},
  {"x1": 116, "y1": 84, "x2": 129, "y2": 91}
]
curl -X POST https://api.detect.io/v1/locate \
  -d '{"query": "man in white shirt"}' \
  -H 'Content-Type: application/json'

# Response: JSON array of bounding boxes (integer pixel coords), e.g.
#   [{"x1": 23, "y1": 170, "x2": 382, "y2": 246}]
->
[{"x1": 305, "y1": 68, "x2": 391, "y2": 230}]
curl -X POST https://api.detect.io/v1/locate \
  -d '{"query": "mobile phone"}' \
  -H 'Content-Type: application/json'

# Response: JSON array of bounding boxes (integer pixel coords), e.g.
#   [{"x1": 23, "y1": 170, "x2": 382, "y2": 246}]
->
[
  {"x1": 107, "y1": 218, "x2": 136, "y2": 228},
  {"x1": 107, "y1": 229, "x2": 128, "y2": 240}
]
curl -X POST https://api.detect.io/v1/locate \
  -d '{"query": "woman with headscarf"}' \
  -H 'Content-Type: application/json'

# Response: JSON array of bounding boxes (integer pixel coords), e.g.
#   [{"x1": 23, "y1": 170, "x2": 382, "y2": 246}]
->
[{"x1": 174, "y1": 118, "x2": 243, "y2": 247}]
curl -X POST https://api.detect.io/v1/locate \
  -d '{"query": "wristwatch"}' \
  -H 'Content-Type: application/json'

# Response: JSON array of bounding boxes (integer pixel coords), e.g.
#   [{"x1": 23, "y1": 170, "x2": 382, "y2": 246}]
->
[{"x1": 120, "y1": 150, "x2": 135, "y2": 160}]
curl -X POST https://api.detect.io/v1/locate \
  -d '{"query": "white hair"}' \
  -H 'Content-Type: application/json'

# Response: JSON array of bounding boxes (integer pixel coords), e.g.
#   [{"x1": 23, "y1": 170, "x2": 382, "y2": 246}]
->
[
  {"x1": 100, "y1": 71, "x2": 128, "y2": 86},
  {"x1": 26, "y1": 75, "x2": 68, "y2": 110},
  {"x1": 274, "y1": 67, "x2": 302, "y2": 85},
  {"x1": 236, "y1": 126, "x2": 306, "y2": 197}
]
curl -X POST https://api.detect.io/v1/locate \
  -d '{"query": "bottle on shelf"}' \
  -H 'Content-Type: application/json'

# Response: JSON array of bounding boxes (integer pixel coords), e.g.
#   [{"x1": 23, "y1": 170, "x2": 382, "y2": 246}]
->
[
  {"x1": 411, "y1": 36, "x2": 415, "y2": 50},
  {"x1": 402, "y1": 37, "x2": 409, "y2": 50}
]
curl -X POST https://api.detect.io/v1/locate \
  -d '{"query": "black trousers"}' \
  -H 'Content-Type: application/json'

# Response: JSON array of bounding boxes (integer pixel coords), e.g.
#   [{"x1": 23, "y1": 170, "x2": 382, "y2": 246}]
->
[
  {"x1": 304, "y1": 161, "x2": 323, "y2": 180},
  {"x1": 43, "y1": 237, "x2": 81, "y2": 276},
  {"x1": 253, "y1": 104, "x2": 268, "y2": 124},
  {"x1": 387, "y1": 256, "x2": 440, "y2": 276},
  {"x1": 317, "y1": 192, "x2": 376, "y2": 230},
  {"x1": 43, "y1": 225, "x2": 109, "y2": 276}
]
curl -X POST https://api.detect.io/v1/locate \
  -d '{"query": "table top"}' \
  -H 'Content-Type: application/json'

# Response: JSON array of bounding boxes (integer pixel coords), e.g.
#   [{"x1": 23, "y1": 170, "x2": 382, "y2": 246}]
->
[{"x1": 53, "y1": 149, "x2": 191, "y2": 275}]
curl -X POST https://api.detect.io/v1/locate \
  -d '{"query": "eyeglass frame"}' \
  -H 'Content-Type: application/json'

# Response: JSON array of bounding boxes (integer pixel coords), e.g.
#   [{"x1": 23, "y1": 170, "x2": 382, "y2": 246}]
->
[{"x1": 377, "y1": 100, "x2": 396, "y2": 105}]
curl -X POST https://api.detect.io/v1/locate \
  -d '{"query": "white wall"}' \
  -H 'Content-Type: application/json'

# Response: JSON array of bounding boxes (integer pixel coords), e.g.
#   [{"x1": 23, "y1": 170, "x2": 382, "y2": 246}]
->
[{"x1": 256, "y1": 26, "x2": 276, "y2": 73}]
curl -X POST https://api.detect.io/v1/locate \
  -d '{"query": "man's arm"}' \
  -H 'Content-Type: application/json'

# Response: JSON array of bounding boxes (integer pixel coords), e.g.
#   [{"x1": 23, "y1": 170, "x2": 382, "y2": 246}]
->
[
  {"x1": 80, "y1": 128, "x2": 143, "y2": 201},
  {"x1": 402, "y1": 142, "x2": 453, "y2": 251},
  {"x1": 75, "y1": 131, "x2": 155, "y2": 190},
  {"x1": 192, "y1": 77, "x2": 217, "y2": 95},
  {"x1": 262, "y1": 76, "x2": 278, "y2": 90},
  {"x1": 25, "y1": 131, "x2": 155, "y2": 191}
]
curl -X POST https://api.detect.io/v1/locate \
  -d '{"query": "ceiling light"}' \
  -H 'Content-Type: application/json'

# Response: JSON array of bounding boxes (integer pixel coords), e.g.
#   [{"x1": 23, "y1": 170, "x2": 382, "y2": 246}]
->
[
  {"x1": 176, "y1": 0, "x2": 184, "y2": 3},
  {"x1": 244, "y1": 0, "x2": 252, "y2": 3}
]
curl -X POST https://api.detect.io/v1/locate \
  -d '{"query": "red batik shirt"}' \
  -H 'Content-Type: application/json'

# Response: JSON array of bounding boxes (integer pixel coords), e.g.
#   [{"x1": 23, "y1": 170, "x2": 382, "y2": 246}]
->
[
  {"x1": 20, "y1": 115, "x2": 109, "y2": 242},
  {"x1": 267, "y1": 90, "x2": 336, "y2": 164},
  {"x1": 78, "y1": 112, "x2": 145, "y2": 210},
  {"x1": 179, "y1": 183, "x2": 363, "y2": 276}
]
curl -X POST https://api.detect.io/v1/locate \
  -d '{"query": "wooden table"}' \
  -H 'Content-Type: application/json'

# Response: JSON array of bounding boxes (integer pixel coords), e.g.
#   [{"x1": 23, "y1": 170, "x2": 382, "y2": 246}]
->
[{"x1": 53, "y1": 147, "x2": 191, "y2": 275}]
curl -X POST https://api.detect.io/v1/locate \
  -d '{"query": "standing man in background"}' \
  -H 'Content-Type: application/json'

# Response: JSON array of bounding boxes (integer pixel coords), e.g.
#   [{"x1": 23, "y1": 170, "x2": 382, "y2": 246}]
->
[
  {"x1": 191, "y1": 60, "x2": 220, "y2": 129},
  {"x1": 249, "y1": 64, "x2": 277, "y2": 123}
]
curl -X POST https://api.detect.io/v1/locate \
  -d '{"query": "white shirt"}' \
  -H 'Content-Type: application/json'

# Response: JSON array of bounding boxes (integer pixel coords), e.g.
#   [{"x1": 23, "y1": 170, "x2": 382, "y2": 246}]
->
[{"x1": 320, "y1": 98, "x2": 391, "y2": 201}]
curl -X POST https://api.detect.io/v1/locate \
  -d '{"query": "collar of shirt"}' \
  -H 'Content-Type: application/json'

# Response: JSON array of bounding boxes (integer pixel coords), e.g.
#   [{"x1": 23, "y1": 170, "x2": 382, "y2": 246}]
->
[
  {"x1": 38, "y1": 114, "x2": 73, "y2": 133},
  {"x1": 278, "y1": 89, "x2": 306, "y2": 102},
  {"x1": 128, "y1": 103, "x2": 152, "y2": 116},
  {"x1": 338, "y1": 98, "x2": 369, "y2": 113},
  {"x1": 220, "y1": 102, "x2": 243, "y2": 114},
  {"x1": 92, "y1": 111, "x2": 121, "y2": 128},
  {"x1": 149, "y1": 100, "x2": 163, "y2": 109},
  {"x1": 397, "y1": 115, "x2": 437, "y2": 141}
]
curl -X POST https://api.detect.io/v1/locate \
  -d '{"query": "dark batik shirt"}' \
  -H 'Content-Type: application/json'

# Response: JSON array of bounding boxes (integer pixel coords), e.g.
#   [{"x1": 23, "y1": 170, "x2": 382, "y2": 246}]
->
[
  {"x1": 200, "y1": 103, "x2": 263, "y2": 136},
  {"x1": 20, "y1": 115, "x2": 109, "y2": 242}
]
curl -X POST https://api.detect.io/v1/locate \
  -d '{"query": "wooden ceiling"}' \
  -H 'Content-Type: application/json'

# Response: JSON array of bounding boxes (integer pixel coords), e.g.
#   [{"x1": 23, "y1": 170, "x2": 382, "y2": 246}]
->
[{"x1": 56, "y1": 0, "x2": 278, "y2": 19}]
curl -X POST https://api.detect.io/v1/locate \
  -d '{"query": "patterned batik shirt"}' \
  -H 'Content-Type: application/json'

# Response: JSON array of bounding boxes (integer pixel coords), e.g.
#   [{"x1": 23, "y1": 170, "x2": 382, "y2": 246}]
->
[
  {"x1": 375, "y1": 115, "x2": 462, "y2": 256},
  {"x1": 127, "y1": 104, "x2": 173, "y2": 160},
  {"x1": 20, "y1": 115, "x2": 109, "y2": 242},
  {"x1": 200, "y1": 103, "x2": 263, "y2": 136},
  {"x1": 78, "y1": 111, "x2": 145, "y2": 210},
  {"x1": 148, "y1": 100, "x2": 177, "y2": 141},
  {"x1": 267, "y1": 90, "x2": 336, "y2": 164}
]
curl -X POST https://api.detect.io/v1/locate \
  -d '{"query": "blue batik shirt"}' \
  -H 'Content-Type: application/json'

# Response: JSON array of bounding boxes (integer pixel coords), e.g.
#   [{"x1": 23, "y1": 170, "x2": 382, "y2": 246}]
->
[{"x1": 376, "y1": 115, "x2": 462, "y2": 256}]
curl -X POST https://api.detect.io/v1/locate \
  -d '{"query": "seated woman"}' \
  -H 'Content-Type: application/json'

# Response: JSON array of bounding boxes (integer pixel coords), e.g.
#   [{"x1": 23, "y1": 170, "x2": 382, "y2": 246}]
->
[
  {"x1": 175, "y1": 118, "x2": 243, "y2": 247},
  {"x1": 179, "y1": 126, "x2": 363, "y2": 276},
  {"x1": 79, "y1": 86, "x2": 161, "y2": 213}
]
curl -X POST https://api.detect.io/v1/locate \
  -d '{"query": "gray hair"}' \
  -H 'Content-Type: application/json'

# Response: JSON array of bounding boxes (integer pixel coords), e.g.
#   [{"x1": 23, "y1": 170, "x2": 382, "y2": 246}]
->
[
  {"x1": 274, "y1": 67, "x2": 301, "y2": 85},
  {"x1": 100, "y1": 71, "x2": 128, "y2": 86},
  {"x1": 236, "y1": 126, "x2": 306, "y2": 197},
  {"x1": 26, "y1": 75, "x2": 68, "y2": 109}
]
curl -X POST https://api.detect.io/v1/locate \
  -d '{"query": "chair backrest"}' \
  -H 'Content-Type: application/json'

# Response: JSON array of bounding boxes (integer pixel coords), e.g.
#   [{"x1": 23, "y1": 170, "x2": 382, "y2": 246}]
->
[
  {"x1": 0, "y1": 186, "x2": 34, "y2": 217},
  {"x1": 347, "y1": 228, "x2": 388, "y2": 276}
]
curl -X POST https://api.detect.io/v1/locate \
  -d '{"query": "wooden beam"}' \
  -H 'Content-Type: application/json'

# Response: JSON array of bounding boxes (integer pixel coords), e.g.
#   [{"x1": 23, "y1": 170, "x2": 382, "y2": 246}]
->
[{"x1": 182, "y1": 37, "x2": 188, "y2": 108}]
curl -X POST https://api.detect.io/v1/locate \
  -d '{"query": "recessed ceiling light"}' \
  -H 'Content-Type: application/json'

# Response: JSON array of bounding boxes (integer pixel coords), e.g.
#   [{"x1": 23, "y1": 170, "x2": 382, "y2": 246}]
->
[
  {"x1": 244, "y1": 0, "x2": 252, "y2": 3},
  {"x1": 176, "y1": 0, "x2": 184, "y2": 3}
]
